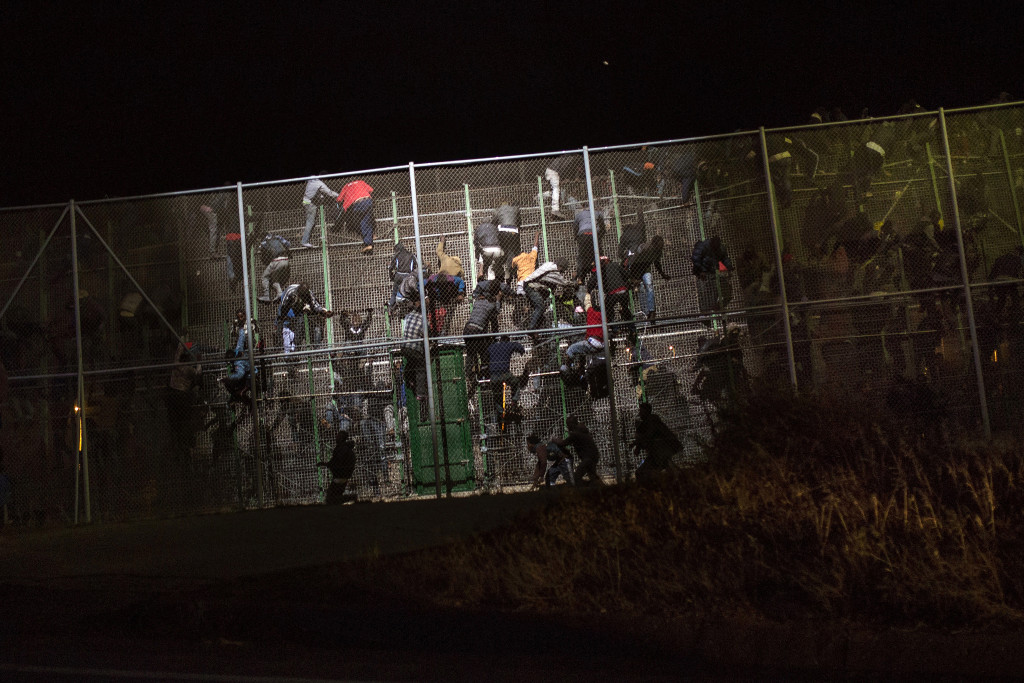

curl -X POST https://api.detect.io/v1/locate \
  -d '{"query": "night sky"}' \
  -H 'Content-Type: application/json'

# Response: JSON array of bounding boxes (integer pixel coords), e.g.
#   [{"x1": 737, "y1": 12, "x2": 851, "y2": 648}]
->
[{"x1": 1, "y1": 1, "x2": 1019, "y2": 206}]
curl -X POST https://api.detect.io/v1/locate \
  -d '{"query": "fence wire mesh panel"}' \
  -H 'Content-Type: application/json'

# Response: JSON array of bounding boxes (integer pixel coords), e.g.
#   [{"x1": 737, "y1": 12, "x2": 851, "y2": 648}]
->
[{"x1": 4, "y1": 103, "x2": 1024, "y2": 526}]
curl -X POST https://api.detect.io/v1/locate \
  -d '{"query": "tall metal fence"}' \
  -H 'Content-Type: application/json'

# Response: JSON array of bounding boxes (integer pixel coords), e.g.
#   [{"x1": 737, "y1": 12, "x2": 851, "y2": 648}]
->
[{"x1": 2, "y1": 102, "x2": 1022, "y2": 525}]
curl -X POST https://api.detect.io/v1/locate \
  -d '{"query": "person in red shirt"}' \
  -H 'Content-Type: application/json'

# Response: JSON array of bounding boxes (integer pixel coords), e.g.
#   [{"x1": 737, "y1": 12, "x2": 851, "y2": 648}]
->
[{"x1": 335, "y1": 179, "x2": 376, "y2": 255}]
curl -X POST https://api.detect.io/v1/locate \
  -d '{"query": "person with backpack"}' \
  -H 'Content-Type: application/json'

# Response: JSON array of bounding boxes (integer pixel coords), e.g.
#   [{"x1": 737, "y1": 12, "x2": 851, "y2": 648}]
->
[
  {"x1": 423, "y1": 271, "x2": 466, "y2": 335},
  {"x1": 527, "y1": 433, "x2": 574, "y2": 487},
  {"x1": 256, "y1": 232, "x2": 292, "y2": 303},
  {"x1": 387, "y1": 241, "x2": 418, "y2": 307}
]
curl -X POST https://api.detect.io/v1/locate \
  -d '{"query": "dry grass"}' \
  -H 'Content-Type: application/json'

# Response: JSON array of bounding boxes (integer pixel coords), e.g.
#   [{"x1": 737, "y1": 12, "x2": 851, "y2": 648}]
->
[{"x1": 324, "y1": 389, "x2": 1024, "y2": 628}]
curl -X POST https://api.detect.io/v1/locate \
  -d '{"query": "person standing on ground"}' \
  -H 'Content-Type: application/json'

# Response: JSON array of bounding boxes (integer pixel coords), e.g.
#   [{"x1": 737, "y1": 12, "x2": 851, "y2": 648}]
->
[
  {"x1": 527, "y1": 433, "x2": 574, "y2": 487},
  {"x1": 632, "y1": 402, "x2": 683, "y2": 480},
  {"x1": 552, "y1": 415, "x2": 603, "y2": 486}
]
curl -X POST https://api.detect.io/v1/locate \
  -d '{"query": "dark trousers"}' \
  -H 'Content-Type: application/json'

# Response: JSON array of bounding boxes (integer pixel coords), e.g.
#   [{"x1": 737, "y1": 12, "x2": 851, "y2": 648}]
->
[{"x1": 338, "y1": 197, "x2": 375, "y2": 245}]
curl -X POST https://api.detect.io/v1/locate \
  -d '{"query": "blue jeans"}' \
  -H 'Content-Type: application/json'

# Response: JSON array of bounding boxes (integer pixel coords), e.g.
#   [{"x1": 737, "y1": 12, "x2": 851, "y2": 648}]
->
[
  {"x1": 567, "y1": 338, "x2": 602, "y2": 360},
  {"x1": 339, "y1": 197, "x2": 375, "y2": 245},
  {"x1": 638, "y1": 272, "x2": 655, "y2": 314},
  {"x1": 546, "y1": 458, "x2": 575, "y2": 486}
]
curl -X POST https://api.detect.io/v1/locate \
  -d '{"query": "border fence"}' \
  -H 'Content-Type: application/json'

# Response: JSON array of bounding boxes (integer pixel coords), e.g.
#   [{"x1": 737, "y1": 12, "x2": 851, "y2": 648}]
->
[{"x1": 2, "y1": 102, "x2": 1023, "y2": 525}]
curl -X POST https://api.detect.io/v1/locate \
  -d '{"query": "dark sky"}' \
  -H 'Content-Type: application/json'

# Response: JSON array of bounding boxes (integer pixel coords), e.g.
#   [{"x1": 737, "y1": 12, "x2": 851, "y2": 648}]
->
[{"x1": 1, "y1": 1, "x2": 1019, "y2": 206}]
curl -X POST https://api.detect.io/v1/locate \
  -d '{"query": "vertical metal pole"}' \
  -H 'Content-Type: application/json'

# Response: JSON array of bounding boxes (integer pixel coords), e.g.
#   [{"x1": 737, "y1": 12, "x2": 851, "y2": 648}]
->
[
  {"x1": 237, "y1": 183, "x2": 265, "y2": 507},
  {"x1": 926, "y1": 143, "x2": 945, "y2": 219},
  {"x1": 939, "y1": 109, "x2": 991, "y2": 438},
  {"x1": 583, "y1": 147, "x2": 624, "y2": 483},
  {"x1": 463, "y1": 185, "x2": 478, "y2": 291},
  {"x1": 537, "y1": 175, "x2": 569, "y2": 436},
  {"x1": 319, "y1": 205, "x2": 335, "y2": 347},
  {"x1": 759, "y1": 128, "x2": 799, "y2": 390},
  {"x1": 998, "y1": 130, "x2": 1024, "y2": 243},
  {"x1": 409, "y1": 162, "x2": 444, "y2": 499},
  {"x1": 69, "y1": 201, "x2": 91, "y2": 523}
]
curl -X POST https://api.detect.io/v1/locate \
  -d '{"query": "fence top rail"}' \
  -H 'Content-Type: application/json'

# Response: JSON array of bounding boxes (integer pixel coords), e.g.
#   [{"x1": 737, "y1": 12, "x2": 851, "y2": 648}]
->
[{"x1": 6, "y1": 100, "x2": 1024, "y2": 211}]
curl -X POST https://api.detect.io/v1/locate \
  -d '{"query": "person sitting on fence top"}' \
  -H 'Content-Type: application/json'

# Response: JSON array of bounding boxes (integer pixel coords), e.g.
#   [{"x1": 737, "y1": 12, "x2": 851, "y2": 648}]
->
[
  {"x1": 386, "y1": 241, "x2": 417, "y2": 308},
  {"x1": 435, "y1": 236, "x2": 464, "y2": 278},
  {"x1": 520, "y1": 256, "x2": 572, "y2": 334},
  {"x1": 277, "y1": 283, "x2": 334, "y2": 354},
  {"x1": 256, "y1": 231, "x2": 292, "y2": 303},
  {"x1": 300, "y1": 174, "x2": 340, "y2": 248},
  {"x1": 335, "y1": 179, "x2": 375, "y2": 255},
  {"x1": 493, "y1": 202, "x2": 521, "y2": 279},
  {"x1": 474, "y1": 217, "x2": 504, "y2": 281}
]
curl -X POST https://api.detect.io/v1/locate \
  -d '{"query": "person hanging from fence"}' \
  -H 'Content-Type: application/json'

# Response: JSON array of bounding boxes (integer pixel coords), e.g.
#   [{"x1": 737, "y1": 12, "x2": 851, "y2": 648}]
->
[
  {"x1": 335, "y1": 178, "x2": 375, "y2": 255},
  {"x1": 568, "y1": 196, "x2": 610, "y2": 283},
  {"x1": 586, "y1": 255, "x2": 635, "y2": 339},
  {"x1": 299, "y1": 174, "x2": 340, "y2": 248},
  {"x1": 276, "y1": 283, "x2": 334, "y2": 354},
  {"x1": 621, "y1": 146, "x2": 661, "y2": 197},
  {"x1": 562, "y1": 292, "x2": 604, "y2": 374},
  {"x1": 492, "y1": 201, "x2": 521, "y2": 280},
  {"x1": 486, "y1": 335, "x2": 528, "y2": 426},
  {"x1": 332, "y1": 308, "x2": 375, "y2": 419},
  {"x1": 386, "y1": 241, "x2": 418, "y2": 308},
  {"x1": 166, "y1": 340, "x2": 202, "y2": 466},
  {"x1": 692, "y1": 323, "x2": 748, "y2": 405},
  {"x1": 691, "y1": 235, "x2": 735, "y2": 314},
  {"x1": 543, "y1": 154, "x2": 582, "y2": 221},
  {"x1": 463, "y1": 285, "x2": 501, "y2": 400},
  {"x1": 435, "y1": 236, "x2": 465, "y2": 278},
  {"x1": 229, "y1": 308, "x2": 263, "y2": 357},
  {"x1": 551, "y1": 415, "x2": 603, "y2": 487},
  {"x1": 623, "y1": 232, "x2": 670, "y2": 324},
  {"x1": 316, "y1": 429, "x2": 357, "y2": 504},
  {"x1": 632, "y1": 402, "x2": 683, "y2": 481},
  {"x1": 527, "y1": 433, "x2": 574, "y2": 487},
  {"x1": 256, "y1": 231, "x2": 292, "y2": 303},
  {"x1": 474, "y1": 216, "x2": 504, "y2": 282},
  {"x1": 220, "y1": 348, "x2": 258, "y2": 404},
  {"x1": 520, "y1": 256, "x2": 572, "y2": 334},
  {"x1": 509, "y1": 232, "x2": 541, "y2": 321},
  {"x1": 200, "y1": 187, "x2": 244, "y2": 290},
  {"x1": 423, "y1": 271, "x2": 466, "y2": 336},
  {"x1": 398, "y1": 300, "x2": 429, "y2": 402}
]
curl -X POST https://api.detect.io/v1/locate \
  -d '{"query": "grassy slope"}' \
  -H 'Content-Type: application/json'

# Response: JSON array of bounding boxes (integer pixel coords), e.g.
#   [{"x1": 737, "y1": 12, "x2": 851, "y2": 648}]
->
[{"x1": 300, "y1": 389, "x2": 1024, "y2": 629}]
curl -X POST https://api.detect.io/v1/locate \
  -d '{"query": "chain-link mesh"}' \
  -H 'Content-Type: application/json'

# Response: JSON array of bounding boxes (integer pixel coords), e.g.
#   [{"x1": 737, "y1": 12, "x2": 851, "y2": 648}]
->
[{"x1": 4, "y1": 103, "x2": 1024, "y2": 526}]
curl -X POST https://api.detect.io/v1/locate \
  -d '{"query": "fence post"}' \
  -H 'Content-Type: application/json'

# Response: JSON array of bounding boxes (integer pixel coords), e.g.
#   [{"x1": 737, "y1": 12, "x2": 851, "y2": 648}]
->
[
  {"x1": 759, "y1": 128, "x2": 799, "y2": 390},
  {"x1": 583, "y1": 147, "x2": 624, "y2": 483},
  {"x1": 409, "y1": 162, "x2": 444, "y2": 499},
  {"x1": 237, "y1": 182, "x2": 266, "y2": 507},
  {"x1": 69, "y1": 200, "x2": 91, "y2": 523},
  {"x1": 998, "y1": 130, "x2": 1024, "y2": 243},
  {"x1": 938, "y1": 109, "x2": 991, "y2": 438}
]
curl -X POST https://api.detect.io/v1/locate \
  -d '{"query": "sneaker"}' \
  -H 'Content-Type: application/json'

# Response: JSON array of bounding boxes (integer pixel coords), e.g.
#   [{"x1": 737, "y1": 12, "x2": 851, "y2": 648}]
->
[
  {"x1": 301, "y1": 242, "x2": 315, "y2": 249},
  {"x1": 361, "y1": 245, "x2": 374, "y2": 255}
]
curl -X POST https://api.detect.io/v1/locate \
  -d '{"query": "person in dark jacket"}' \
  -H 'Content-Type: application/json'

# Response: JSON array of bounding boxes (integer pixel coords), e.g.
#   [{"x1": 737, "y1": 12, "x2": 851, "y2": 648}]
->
[
  {"x1": 257, "y1": 232, "x2": 292, "y2": 303},
  {"x1": 423, "y1": 272, "x2": 466, "y2": 335},
  {"x1": 570, "y1": 197, "x2": 610, "y2": 282},
  {"x1": 316, "y1": 430, "x2": 357, "y2": 503},
  {"x1": 632, "y1": 402, "x2": 682, "y2": 481},
  {"x1": 474, "y1": 218, "x2": 504, "y2": 281},
  {"x1": 527, "y1": 433, "x2": 574, "y2": 487},
  {"x1": 277, "y1": 283, "x2": 334, "y2": 353},
  {"x1": 463, "y1": 287, "x2": 501, "y2": 398},
  {"x1": 493, "y1": 202, "x2": 521, "y2": 279},
  {"x1": 624, "y1": 234, "x2": 670, "y2": 323},
  {"x1": 387, "y1": 241, "x2": 417, "y2": 307},
  {"x1": 692, "y1": 236, "x2": 735, "y2": 314},
  {"x1": 521, "y1": 257, "x2": 572, "y2": 331},
  {"x1": 552, "y1": 415, "x2": 603, "y2": 486},
  {"x1": 587, "y1": 256, "x2": 634, "y2": 328},
  {"x1": 200, "y1": 188, "x2": 243, "y2": 289}
]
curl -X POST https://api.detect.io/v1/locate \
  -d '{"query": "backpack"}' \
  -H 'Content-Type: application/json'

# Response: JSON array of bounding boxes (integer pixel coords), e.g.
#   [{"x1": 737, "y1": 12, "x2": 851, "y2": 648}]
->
[
  {"x1": 259, "y1": 235, "x2": 288, "y2": 263},
  {"x1": 392, "y1": 248, "x2": 416, "y2": 277}
]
